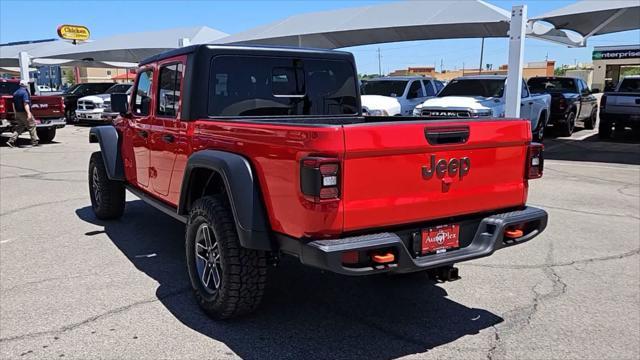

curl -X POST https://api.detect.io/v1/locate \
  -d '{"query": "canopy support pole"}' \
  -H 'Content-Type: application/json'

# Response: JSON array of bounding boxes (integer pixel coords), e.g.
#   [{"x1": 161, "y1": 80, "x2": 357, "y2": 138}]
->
[
  {"x1": 505, "y1": 5, "x2": 527, "y2": 118},
  {"x1": 18, "y1": 51, "x2": 30, "y2": 82}
]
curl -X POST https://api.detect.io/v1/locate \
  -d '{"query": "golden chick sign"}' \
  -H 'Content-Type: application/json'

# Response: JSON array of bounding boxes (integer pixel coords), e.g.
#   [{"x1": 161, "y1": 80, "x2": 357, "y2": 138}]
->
[{"x1": 57, "y1": 24, "x2": 90, "y2": 41}]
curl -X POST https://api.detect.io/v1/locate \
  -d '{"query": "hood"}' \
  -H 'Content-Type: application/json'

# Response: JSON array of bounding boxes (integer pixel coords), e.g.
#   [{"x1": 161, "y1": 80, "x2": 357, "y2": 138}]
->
[
  {"x1": 421, "y1": 96, "x2": 502, "y2": 110},
  {"x1": 78, "y1": 94, "x2": 109, "y2": 103},
  {"x1": 361, "y1": 95, "x2": 402, "y2": 114}
]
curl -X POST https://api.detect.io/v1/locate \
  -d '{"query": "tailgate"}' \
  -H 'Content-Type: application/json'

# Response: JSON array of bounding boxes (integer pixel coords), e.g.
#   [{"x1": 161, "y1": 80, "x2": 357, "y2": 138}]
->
[
  {"x1": 31, "y1": 95, "x2": 64, "y2": 119},
  {"x1": 608, "y1": 93, "x2": 640, "y2": 109},
  {"x1": 342, "y1": 120, "x2": 531, "y2": 231}
]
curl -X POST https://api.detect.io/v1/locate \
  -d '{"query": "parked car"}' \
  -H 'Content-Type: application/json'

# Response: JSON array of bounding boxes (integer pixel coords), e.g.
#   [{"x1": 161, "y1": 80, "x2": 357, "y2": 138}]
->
[
  {"x1": 361, "y1": 76, "x2": 444, "y2": 116},
  {"x1": 76, "y1": 83, "x2": 133, "y2": 123},
  {"x1": 89, "y1": 44, "x2": 547, "y2": 319},
  {"x1": 37, "y1": 85, "x2": 52, "y2": 92},
  {"x1": 527, "y1": 76, "x2": 598, "y2": 136},
  {"x1": 415, "y1": 75, "x2": 551, "y2": 141},
  {"x1": 62, "y1": 82, "x2": 114, "y2": 123},
  {"x1": 0, "y1": 79, "x2": 66, "y2": 143},
  {"x1": 599, "y1": 75, "x2": 640, "y2": 139}
]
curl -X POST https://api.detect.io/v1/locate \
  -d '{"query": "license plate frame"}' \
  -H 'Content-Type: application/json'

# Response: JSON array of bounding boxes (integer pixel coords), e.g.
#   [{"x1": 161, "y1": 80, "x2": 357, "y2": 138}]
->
[{"x1": 421, "y1": 223, "x2": 460, "y2": 254}]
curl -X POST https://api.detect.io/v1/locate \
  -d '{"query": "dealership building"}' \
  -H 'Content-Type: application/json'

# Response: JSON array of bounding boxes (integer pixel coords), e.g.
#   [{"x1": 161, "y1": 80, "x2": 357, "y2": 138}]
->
[{"x1": 592, "y1": 44, "x2": 640, "y2": 91}]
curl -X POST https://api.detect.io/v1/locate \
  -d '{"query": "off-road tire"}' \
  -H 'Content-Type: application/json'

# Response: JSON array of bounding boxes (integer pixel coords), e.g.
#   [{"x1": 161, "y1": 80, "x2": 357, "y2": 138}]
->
[
  {"x1": 558, "y1": 111, "x2": 575, "y2": 137},
  {"x1": 584, "y1": 108, "x2": 597, "y2": 130},
  {"x1": 534, "y1": 113, "x2": 546, "y2": 142},
  {"x1": 599, "y1": 118, "x2": 611, "y2": 139},
  {"x1": 186, "y1": 195, "x2": 267, "y2": 319},
  {"x1": 36, "y1": 128, "x2": 56, "y2": 143},
  {"x1": 88, "y1": 152, "x2": 125, "y2": 219}
]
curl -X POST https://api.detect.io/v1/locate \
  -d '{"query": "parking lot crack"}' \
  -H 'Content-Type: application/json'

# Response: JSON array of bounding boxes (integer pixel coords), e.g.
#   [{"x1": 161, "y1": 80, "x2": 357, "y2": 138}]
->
[{"x1": 0, "y1": 287, "x2": 190, "y2": 344}]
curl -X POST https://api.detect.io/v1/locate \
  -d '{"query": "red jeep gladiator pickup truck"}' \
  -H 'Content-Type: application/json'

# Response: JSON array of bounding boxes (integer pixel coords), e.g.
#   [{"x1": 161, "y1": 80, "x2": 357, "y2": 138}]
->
[
  {"x1": 88, "y1": 45, "x2": 548, "y2": 319},
  {"x1": 0, "y1": 79, "x2": 66, "y2": 143}
]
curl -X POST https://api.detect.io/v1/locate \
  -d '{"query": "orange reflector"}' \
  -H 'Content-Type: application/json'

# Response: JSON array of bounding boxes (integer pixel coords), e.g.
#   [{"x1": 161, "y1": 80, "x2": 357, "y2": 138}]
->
[
  {"x1": 371, "y1": 252, "x2": 395, "y2": 264},
  {"x1": 504, "y1": 228, "x2": 524, "y2": 239}
]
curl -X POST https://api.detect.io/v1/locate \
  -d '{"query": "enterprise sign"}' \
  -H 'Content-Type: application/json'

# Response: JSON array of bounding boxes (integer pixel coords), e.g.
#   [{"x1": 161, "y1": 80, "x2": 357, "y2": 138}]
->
[{"x1": 593, "y1": 48, "x2": 640, "y2": 60}]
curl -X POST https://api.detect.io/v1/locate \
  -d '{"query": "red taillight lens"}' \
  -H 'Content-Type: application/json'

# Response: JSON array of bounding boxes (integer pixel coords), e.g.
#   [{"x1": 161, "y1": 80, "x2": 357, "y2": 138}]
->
[
  {"x1": 526, "y1": 143, "x2": 544, "y2": 179},
  {"x1": 301, "y1": 157, "x2": 340, "y2": 202},
  {"x1": 558, "y1": 97, "x2": 566, "y2": 110},
  {"x1": 600, "y1": 95, "x2": 607, "y2": 109}
]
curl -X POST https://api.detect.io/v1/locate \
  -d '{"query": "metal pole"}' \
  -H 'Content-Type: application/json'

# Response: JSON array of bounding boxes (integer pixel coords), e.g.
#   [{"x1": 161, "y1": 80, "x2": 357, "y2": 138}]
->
[
  {"x1": 18, "y1": 51, "x2": 30, "y2": 82},
  {"x1": 478, "y1": 37, "x2": 485, "y2": 75},
  {"x1": 377, "y1": 48, "x2": 382, "y2": 76},
  {"x1": 505, "y1": 5, "x2": 527, "y2": 118}
]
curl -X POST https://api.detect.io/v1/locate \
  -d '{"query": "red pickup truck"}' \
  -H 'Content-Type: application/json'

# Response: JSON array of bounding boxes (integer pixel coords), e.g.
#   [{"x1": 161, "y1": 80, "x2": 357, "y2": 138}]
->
[
  {"x1": 88, "y1": 45, "x2": 547, "y2": 319},
  {"x1": 0, "y1": 79, "x2": 66, "y2": 143}
]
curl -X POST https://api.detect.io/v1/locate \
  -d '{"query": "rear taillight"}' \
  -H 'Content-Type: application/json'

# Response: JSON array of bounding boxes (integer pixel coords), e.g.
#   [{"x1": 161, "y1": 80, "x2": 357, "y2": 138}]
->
[
  {"x1": 600, "y1": 94, "x2": 607, "y2": 109},
  {"x1": 558, "y1": 97, "x2": 566, "y2": 110},
  {"x1": 301, "y1": 157, "x2": 340, "y2": 202},
  {"x1": 526, "y1": 143, "x2": 544, "y2": 179}
]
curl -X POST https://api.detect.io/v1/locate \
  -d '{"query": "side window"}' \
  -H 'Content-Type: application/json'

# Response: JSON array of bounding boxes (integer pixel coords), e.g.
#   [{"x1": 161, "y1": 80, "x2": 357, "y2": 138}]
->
[
  {"x1": 423, "y1": 80, "x2": 436, "y2": 96},
  {"x1": 434, "y1": 80, "x2": 445, "y2": 93},
  {"x1": 407, "y1": 81, "x2": 424, "y2": 99},
  {"x1": 521, "y1": 80, "x2": 529, "y2": 98},
  {"x1": 133, "y1": 69, "x2": 153, "y2": 116},
  {"x1": 157, "y1": 63, "x2": 184, "y2": 117}
]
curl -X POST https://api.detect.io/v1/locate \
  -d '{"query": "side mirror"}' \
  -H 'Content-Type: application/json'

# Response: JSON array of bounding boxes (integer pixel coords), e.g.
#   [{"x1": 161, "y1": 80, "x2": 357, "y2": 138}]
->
[
  {"x1": 110, "y1": 93, "x2": 129, "y2": 115},
  {"x1": 591, "y1": 88, "x2": 600, "y2": 94}
]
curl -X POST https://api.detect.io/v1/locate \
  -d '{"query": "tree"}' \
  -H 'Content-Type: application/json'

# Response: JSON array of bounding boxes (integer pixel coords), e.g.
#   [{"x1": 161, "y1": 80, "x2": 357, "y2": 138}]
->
[
  {"x1": 554, "y1": 67, "x2": 567, "y2": 76},
  {"x1": 63, "y1": 69, "x2": 76, "y2": 85}
]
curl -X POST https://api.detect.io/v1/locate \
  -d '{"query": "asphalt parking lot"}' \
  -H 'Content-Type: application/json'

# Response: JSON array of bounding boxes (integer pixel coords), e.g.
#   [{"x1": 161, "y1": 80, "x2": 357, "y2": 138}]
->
[{"x1": 0, "y1": 125, "x2": 638, "y2": 360}]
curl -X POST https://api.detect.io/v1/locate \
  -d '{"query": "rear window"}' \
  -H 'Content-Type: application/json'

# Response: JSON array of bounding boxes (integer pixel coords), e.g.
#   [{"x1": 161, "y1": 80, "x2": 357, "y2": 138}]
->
[
  {"x1": 361, "y1": 80, "x2": 408, "y2": 97},
  {"x1": 438, "y1": 79, "x2": 505, "y2": 98},
  {"x1": 0, "y1": 82, "x2": 20, "y2": 95},
  {"x1": 528, "y1": 78, "x2": 577, "y2": 93},
  {"x1": 618, "y1": 78, "x2": 640, "y2": 92},
  {"x1": 209, "y1": 55, "x2": 358, "y2": 117}
]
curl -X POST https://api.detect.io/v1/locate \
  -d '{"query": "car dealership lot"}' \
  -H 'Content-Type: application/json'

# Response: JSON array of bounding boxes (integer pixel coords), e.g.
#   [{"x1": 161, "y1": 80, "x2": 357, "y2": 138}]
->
[{"x1": 0, "y1": 127, "x2": 638, "y2": 360}]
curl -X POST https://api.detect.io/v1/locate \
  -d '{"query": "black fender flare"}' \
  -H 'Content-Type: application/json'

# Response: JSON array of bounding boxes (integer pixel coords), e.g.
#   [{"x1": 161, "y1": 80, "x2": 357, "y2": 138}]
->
[
  {"x1": 89, "y1": 126, "x2": 124, "y2": 181},
  {"x1": 178, "y1": 150, "x2": 272, "y2": 251}
]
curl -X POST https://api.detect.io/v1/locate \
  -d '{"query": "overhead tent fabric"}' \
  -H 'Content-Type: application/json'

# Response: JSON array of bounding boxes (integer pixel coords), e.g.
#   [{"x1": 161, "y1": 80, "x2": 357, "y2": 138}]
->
[
  {"x1": 216, "y1": 0, "x2": 511, "y2": 48},
  {"x1": 0, "y1": 40, "x2": 77, "y2": 67},
  {"x1": 533, "y1": 0, "x2": 640, "y2": 37},
  {"x1": 38, "y1": 26, "x2": 228, "y2": 63}
]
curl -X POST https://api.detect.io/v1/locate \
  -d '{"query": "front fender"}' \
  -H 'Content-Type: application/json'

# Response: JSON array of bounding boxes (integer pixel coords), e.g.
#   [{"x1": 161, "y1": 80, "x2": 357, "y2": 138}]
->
[
  {"x1": 178, "y1": 150, "x2": 271, "y2": 251},
  {"x1": 89, "y1": 126, "x2": 124, "y2": 181}
]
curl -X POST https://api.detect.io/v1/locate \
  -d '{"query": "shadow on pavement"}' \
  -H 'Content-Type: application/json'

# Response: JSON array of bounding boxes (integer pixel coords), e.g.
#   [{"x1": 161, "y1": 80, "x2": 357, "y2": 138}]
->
[
  {"x1": 545, "y1": 133, "x2": 640, "y2": 166},
  {"x1": 76, "y1": 200, "x2": 502, "y2": 360}
]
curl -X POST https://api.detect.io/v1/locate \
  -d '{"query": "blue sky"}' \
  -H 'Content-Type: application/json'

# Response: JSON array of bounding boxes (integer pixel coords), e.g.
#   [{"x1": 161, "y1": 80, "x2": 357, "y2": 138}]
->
[{"x1": 1, "y1": 0, "x2": 638, "y2": 74}]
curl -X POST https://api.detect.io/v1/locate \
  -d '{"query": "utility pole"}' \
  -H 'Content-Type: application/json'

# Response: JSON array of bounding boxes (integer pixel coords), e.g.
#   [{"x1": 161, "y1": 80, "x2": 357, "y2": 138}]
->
[
  {"x1": 440, "y1": 58, "x2": 444, "y2": 73},
  {"x1": 462, "y1": 62, "x2": 465, "y2": 76},
  {"x1": 478, "y1": 37, "x2": 485, "y2": 76},
  {"x1": 377, "y1": 47, "x2": 382, "y2": 76}
]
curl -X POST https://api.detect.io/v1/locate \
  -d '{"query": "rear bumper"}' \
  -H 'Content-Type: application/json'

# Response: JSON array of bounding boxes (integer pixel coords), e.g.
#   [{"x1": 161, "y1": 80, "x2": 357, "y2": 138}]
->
[
  {"x1": 600, "y1": 111, "x2": 640, "y2": 124},
  {"x1": 278, "y1": 206, "x2": 548, "y2": 275},
  {"x1": 37, "y1": 118, "x2": 66, "y2": 129}
]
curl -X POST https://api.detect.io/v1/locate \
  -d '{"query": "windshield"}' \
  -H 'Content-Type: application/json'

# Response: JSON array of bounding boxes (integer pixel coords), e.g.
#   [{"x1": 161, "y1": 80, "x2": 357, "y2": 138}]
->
[
  {"x1": 360, "y1": 80, "x2": 408, "y2": 97},
  {"x1": 0, "y1": 82, "x2": 20, "y2": 95},
  {"x1": 64, "y1": 84, "x2": 83, "y2": 95},
  {"x1": 106, "y1": 84, "x2": 132, "y2": 94},
  {"x1": 528, "y1": 78, "x2": 577, "y2": 93},
  {"x1": 619, "y1": 78, "x2": 640, "y2": 92},
  {"x1": 438, "y1": 79, "x2": 505, "y2": 98}
]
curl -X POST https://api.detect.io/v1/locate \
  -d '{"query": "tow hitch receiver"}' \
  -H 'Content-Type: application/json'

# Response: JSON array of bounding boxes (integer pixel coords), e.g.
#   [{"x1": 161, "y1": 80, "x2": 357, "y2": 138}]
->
[{"x1": 428, "y1": 266, "x2": 460, "y2": 282}]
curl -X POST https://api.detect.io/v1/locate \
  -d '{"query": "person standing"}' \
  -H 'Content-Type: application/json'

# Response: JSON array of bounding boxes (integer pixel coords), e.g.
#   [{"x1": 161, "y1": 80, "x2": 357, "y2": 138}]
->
[{"x1": 7, "y1": 80, "x2": 39, "y2": 148}]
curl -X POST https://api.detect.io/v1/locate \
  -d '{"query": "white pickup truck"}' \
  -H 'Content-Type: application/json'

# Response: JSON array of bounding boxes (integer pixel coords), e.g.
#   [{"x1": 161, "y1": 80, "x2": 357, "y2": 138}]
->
[
  {"x1": 361, "y1": 76, "x2": 444, "y2": 116},
  {"x1": 415, "y1": 75, "x2": 551, "y2": 141},
  {"x1": 599, "y1": 76, "x2": 640, "y2": 139}
]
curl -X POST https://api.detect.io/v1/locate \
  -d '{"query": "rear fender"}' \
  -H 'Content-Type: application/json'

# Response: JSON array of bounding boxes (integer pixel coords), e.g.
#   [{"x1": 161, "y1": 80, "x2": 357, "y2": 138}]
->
[
  {"x1": 89, "y1": 126, "x2": 124, "y2": 181},
  {"x1": 178, "y1": 150, "x2": 272, "y2": 251}
]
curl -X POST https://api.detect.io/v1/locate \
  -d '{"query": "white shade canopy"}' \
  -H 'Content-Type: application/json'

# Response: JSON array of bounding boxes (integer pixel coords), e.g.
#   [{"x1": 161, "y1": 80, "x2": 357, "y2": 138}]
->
[
  {"x1": 37, "y1": 26, "x2": 228, "y2": 63},
  {"x1": 532, "y1": 0, "x2": 640, "y2": 38},
  {"x1": 217, "y1": 0, "x2": 511, "y2": 48}
]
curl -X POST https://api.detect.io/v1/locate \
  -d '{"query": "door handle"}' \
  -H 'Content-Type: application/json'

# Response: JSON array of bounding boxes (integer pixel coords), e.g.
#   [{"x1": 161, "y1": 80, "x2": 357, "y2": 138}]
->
[
  {"x1": 137, "y1": 130, "x2": 148, "y2": 138},
  {"x1": 162, "y1": 134, "x2": 175, "y2": 143},
  {"x1": 528, "y1": 101, "x2": 534, "y2": 105}
]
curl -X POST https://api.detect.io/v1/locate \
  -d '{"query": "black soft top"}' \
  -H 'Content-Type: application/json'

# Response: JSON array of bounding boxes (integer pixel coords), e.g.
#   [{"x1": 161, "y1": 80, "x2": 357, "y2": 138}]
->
[
  {"x1": 139, "y1": 44, "x2": 354, "y2": 66},
  {"x1": 138, "y1": 44, "x2": 359, "y2": 121}
]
